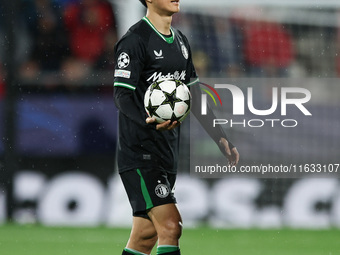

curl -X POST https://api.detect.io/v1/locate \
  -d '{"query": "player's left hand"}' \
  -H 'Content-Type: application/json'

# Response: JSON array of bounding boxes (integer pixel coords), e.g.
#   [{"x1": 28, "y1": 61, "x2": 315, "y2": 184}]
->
[
  {"x1": 146, "y1": 117, "x2": 180, "y2": 131},
  {"x1": 219, "y1": 138, "x2": 240, "y2": 166}
]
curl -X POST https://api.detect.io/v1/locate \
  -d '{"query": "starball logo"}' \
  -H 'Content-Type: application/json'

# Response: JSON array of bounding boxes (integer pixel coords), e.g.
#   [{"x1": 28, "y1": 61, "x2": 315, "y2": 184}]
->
[{"x1": 200, "y1": 83, "x2": 312, "y2": 128}]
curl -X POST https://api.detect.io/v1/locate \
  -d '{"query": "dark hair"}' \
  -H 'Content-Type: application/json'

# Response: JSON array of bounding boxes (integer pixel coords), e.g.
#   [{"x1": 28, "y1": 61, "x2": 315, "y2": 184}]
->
[{"x1": 139, "y1": 0, "x2": 147, "y2": 7}]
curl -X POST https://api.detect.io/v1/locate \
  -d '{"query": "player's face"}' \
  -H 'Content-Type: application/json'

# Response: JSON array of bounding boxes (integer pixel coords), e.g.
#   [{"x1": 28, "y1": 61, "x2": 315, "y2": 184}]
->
[{"x1": 150, "y1": 0, "x2": 180, "y2": 15}]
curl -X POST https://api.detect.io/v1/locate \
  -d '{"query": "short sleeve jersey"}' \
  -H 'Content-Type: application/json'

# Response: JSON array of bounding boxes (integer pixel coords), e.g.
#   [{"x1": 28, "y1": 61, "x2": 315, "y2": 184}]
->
[{"x1": 114, "y1": 17, "x2": 199, "y2": 173}]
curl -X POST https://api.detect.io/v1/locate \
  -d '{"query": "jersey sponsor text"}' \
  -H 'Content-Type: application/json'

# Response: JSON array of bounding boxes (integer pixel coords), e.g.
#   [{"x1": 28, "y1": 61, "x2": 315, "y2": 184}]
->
[{"x1": 147, "y1": 70, "x2": 186, "y2": 83}]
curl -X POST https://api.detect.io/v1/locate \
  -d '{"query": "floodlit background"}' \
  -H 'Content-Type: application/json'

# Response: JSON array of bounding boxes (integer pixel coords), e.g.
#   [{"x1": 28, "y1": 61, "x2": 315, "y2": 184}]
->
[{"x1": 0, "y1": 0, "x2": 340, "y2": 254}]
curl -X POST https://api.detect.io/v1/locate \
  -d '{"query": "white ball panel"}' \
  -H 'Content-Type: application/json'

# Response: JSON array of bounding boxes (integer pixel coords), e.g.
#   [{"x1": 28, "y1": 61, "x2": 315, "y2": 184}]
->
[
  {"x1": 150, "y1": 89, "x2": 166, "y2": 106},
  {"x1": 174, "y1": 102, "x2": 189, "y2": 118},
  {"x1": 176, "y1": 85, "x2": 191, "y2": 101},
  {"x1": 159, "y1": 80, "x2": 177, "y2": 94},
  {"x1": 156, "y1": 104, "x2": 173, "y2": 120}
]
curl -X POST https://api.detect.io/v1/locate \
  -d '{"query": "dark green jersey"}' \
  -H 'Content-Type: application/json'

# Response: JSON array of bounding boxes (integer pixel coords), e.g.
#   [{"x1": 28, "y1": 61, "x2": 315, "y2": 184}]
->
[{"x1": 114, "y1": 17, "x2": 199, "y2": 173}]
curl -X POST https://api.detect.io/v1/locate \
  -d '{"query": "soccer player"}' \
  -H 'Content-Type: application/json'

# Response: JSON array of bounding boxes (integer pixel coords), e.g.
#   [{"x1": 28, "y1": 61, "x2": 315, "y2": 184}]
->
[{"x1": 113, "y1": 1, "x2": 239, "y2": 255}]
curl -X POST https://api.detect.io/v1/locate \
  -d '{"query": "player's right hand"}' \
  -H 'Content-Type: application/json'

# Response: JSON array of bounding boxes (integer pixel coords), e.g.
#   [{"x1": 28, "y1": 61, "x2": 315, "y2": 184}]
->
[{"x1": 146, "y1": 117, "x2": 180, "y2": 131}]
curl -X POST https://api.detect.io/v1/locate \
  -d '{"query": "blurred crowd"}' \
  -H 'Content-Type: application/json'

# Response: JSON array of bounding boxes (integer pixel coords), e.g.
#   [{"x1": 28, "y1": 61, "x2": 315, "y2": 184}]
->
[
  {"x1": 173, "y1": 9, "x2": 340, "y2": 79},
  {"x1": 0, "y1": 0, "x2": 117, "y2": 92},
  {"x1": 1, "y1": 2, "x2": 340, "y2": 96}
]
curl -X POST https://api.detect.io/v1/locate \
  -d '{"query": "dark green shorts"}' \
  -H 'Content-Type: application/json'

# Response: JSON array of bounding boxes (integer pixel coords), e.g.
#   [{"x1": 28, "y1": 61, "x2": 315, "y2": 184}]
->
[{"x1": 120, "y1": 168, "x2": 177, "y2": 218}]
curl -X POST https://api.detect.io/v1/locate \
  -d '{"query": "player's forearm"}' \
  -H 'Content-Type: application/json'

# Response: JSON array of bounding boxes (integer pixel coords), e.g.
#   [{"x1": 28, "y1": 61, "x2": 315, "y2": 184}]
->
[
  {"x1": 192, "y1": 108, "x2": 235, "y2": 149},
  {"x1": 114, "y1": 87, "x2": 156, "y2": 129},
  {"x1": 191, "y1": 85, "x2": 235, "y2": 149}
]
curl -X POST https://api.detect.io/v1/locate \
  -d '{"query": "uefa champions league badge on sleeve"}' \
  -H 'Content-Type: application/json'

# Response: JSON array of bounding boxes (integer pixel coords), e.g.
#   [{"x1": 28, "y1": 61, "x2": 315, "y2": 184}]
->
[{"x1": 117, "y1": 52, "x2": 130, "y2": 69}]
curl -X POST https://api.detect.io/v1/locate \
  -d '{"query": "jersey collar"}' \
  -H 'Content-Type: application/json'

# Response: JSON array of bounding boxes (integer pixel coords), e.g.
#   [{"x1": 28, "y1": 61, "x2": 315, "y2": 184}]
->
[{"x1": 142, "y1": 16, "x2": 175, "y2": 44}]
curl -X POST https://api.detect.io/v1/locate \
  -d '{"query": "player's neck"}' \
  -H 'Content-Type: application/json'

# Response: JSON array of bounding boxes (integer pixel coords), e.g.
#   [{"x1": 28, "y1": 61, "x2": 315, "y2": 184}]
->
[{"x1": 146, "y1": 11, "x2": 173, "y2": 36}]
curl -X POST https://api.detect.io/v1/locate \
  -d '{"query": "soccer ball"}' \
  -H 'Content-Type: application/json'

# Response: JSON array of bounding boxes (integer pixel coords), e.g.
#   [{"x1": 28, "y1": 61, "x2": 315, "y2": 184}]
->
[{"x1": 144, "y1": 79, "x2": 192, "y2": 123}]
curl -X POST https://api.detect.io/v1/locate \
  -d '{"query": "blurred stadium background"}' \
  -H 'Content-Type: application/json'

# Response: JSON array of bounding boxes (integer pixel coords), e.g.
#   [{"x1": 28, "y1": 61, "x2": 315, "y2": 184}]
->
[{"x1": 0, "y1": 0, "x2": 340, "y2": 254}]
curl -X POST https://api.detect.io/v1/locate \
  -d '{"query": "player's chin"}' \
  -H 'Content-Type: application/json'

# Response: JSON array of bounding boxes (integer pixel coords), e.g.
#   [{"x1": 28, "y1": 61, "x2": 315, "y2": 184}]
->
[
  {"x1": 167, "y1": 8, "x2": 180, "y2": 15},
  {"x1": 169, "y1": 3, "x2": 180, "y2": 12}
]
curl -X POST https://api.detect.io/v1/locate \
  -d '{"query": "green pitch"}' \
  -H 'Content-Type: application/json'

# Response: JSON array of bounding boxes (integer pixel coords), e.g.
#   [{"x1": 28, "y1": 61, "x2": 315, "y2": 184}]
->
[{"x1": 0, "y1": 224, "x2": 339, "y2": 255}]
